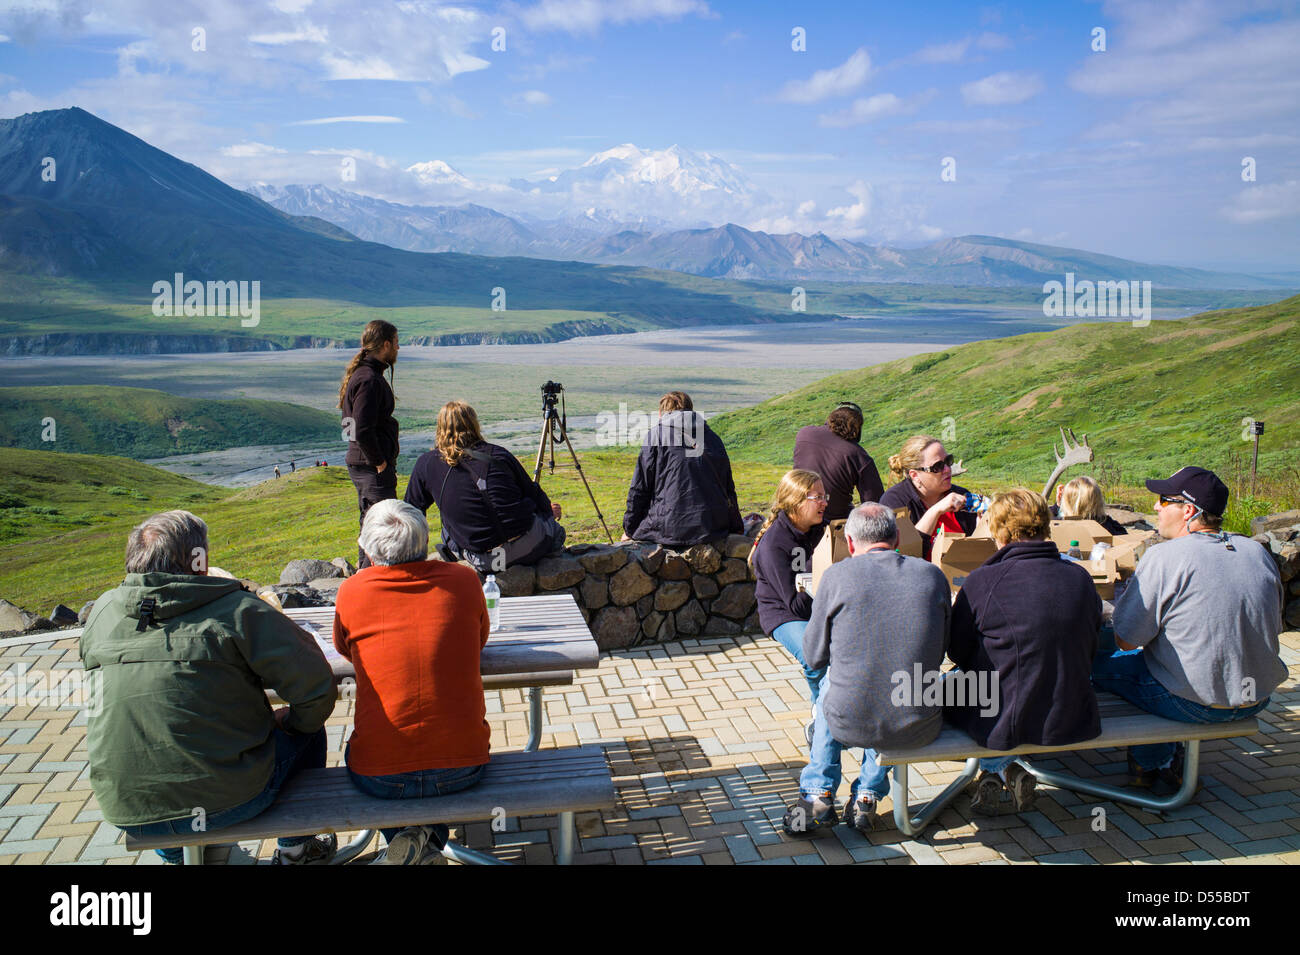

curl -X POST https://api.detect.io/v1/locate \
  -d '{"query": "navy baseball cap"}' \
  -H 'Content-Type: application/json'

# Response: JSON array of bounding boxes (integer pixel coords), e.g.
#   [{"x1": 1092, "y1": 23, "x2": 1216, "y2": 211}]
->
[{"x1": 1145, "y1": 466, "x2": 1229, "y2": 517}]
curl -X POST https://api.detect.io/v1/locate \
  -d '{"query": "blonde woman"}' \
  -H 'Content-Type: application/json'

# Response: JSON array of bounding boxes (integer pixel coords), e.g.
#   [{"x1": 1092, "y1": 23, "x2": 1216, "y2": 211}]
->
[
  {"x1": 878, "y1": 434, "x2": 980, "y2": 560},
  {"x1": 1054, "y1": 476, "x2": 1128, "y2": 535},
  {"x1": 339, "y1": 319, "x2": 401, "y2": 569},
  {"x1": 750, "y1": 470, "x2": 830, "y2": 717},
  {"x1": 404, "y1": 401, "x2": 564, "y2": 572}
]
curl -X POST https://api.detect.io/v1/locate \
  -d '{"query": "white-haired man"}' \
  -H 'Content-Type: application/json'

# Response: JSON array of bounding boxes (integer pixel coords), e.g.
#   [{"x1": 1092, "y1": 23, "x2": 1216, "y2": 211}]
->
[
  {"x1": 81, "y1": 510, "x2": 338, "y2": 864},
  {"x1": 334, "y1": 499, "x2": 491, "y2": 864},
  {"x1": 783, "y1": 502, "x2": 951, "y2": 835}
]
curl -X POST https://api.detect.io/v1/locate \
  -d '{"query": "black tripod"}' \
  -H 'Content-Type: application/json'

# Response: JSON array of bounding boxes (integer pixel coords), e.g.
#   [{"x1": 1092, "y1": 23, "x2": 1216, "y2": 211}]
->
[{"x1": 532, "y1": 382, "x2": 614, "y2": 544}]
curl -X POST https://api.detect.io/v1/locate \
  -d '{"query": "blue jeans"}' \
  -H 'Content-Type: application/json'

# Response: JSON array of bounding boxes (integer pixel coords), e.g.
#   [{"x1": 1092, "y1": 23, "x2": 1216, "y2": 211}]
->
[
  {"x1": 1091, "y1": 649, "x2": 1268, "y2": 770},
  {"x1": 771, "y1": 620, "x2": 826, "y2": 705},
  {"x1": 980, "y1": 755, "x2": 1017, "y2": 774},
  {"x1": 346, "y1": 747, "x2": 487, "y2": 845},
  {"x1": 798, "y1": 703, "x2": 893, "y2": 803},
  {"x1": 119, "y1": 726, "x2": 327, "y2": 864}
]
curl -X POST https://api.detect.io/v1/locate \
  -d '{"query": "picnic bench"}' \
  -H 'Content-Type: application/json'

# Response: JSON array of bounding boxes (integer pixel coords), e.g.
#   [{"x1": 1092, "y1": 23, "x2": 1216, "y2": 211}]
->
[
  {"x1": 124, "y1": 746, "x2": 614, "y2": 865},
  {"x1": 130, "y1": 593, "x2": 611, "y2": 865},
  {"x1": 874, "y1": 692, "x2": 1261, "y2": 836}
]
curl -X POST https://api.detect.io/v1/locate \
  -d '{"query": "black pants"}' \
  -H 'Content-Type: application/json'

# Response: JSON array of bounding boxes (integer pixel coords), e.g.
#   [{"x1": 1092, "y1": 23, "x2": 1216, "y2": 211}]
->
[{"x1": 348, "y1": 464, "x2": 398, "y2": 569}]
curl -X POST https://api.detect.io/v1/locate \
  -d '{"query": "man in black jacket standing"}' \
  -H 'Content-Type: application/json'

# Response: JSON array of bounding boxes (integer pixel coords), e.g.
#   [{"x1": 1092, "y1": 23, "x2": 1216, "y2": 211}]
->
[{"x1": 339, "y1": 320, "x2": 401, "y2": 569}]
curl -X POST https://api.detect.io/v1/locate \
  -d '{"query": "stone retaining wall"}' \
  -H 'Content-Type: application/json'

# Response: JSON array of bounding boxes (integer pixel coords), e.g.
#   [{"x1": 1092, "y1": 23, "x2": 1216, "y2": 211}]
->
[{"x1": 479, "y1": 535, "x2": 761, "y2": 651}]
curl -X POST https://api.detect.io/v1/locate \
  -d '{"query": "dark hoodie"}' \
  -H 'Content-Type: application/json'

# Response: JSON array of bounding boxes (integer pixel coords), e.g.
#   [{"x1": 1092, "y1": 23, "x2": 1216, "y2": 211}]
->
[
  {"x1": 79, "y1": 573, "x2": 336, "y2": 825},
  {"x1": 623, "y1": 410, "x2": 743, "y2": 548},
  {"x1": 945, "y1": 540, "x2": 1102, "y2": 750},
  {"x1": 342, "y1": 355, "x2": 400, "y2": 468}
]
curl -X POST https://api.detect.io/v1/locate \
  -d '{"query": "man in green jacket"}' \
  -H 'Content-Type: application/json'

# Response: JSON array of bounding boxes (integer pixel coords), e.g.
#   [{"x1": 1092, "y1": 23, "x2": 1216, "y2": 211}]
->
[{"x1": 80, "y1": 510, "x2": 338, "y2": 864}]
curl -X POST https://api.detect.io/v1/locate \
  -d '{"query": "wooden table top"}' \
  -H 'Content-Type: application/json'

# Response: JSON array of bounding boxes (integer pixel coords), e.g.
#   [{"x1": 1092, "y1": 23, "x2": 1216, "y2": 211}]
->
[{"x1": 286, "y1": 592, "x2": 600, "y2": 678}]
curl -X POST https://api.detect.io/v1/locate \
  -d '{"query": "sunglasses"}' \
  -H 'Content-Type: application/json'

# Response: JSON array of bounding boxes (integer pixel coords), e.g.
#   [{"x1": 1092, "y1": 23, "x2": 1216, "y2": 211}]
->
[
  {"x1": 835, "y1": 401, "x2": 862, "y2": 415},
  {"x1": 1156, "y1": 495, "x2": 1190, "y2": 507},
  {"x1": 914, "y1": 454, "x2": 954, "y2": 474}
]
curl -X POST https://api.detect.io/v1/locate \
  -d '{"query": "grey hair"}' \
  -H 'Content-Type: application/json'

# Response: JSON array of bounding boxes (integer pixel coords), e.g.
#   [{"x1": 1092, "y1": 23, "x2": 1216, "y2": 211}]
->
[
  {"x1": 845, "y1": 502, "x2": 897, "y2": 546},
  {"x1": 125, "y1": 510, "x2": 209, "y2": 575},
  {"x1": 358, "y1": 499, "x2": 429, "y2": 566}
]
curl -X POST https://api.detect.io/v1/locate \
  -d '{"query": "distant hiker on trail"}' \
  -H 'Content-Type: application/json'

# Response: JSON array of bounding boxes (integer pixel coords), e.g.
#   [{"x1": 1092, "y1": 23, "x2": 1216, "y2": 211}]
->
[
  {"x1": 290, "y1": 460, "x2": 295, "y2": 473},
  {"x1": 274, "y1": 466, "x2": 281, "y2": 479},
  {"x1": 622, "y1": 391, "x2": 743, "y2": 548},
  {"x1": 792, "y1": 401, "x2": 884, "y2": 522},
  {"x1": 404, "y1": 401, "x2": 565, "y2": 573},
  {"x1": 879, "y1": 434, "x2": 980, "y2": 561},
  {"x1": 340, "y1": 319, "x2": 401, "y2": 570}
]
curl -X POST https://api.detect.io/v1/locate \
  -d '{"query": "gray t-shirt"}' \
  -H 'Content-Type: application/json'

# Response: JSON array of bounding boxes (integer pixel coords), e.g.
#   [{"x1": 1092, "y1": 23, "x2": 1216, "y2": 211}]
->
[
  {"x1": 1112, "y1": 532, "x2": 1286, "y2": 706},
  {"x1": 804, "y1": 549, "x2": 951, "y2": 750}
]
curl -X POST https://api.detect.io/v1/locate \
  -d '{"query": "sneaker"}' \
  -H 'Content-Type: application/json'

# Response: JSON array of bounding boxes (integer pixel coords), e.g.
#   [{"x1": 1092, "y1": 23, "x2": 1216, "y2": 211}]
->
[
  {"x1": 1004, "y1": 763, "x2": 1037, "y2": 813},
  {"x1": 1126, "y1": 753, "x2": 1162, "y2": 789},
  {"x1": 782, "y1": 796, "x2": 837, "y2": 836},
  {"x1": 969, "y1": 771, "x2": 1006, "y2": 816},
  {"x1": 384, "y1": 825, "x2": 437, "y2": 865},
  {"x1": 843, "y1": 793, "x2": 879, "y2": 833},
  {"x1": 271, "y1": 833, "x2": 337, "y2": 865}
]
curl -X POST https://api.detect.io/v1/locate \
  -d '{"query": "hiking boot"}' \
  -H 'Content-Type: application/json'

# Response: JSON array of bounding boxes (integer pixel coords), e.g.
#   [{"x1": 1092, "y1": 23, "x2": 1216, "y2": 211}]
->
[
  {"x1": 271, "y1": 833, "x2": 337, "y2": 865},
  {"x1": 843, "y1": 793, "x2": 880, "y2": 833},
  {"x1": 1004, "y1": 763, "x2": 1037, "y2": 813},
  {"x1": 782, "y1": 796, "x2": 837, "y2": 836},
  {"x1": 969, "y1": 771, "x2": 1006, "y2": 816},
  {"x1": 384, "y1": 825, "x2": 439, "y2": 865}
]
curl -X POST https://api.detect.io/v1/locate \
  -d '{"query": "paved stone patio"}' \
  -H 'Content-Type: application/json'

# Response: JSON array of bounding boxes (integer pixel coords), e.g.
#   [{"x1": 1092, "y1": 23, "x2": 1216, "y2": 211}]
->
[{"x1": 3, "y1": 628, "x2": 1299, "y2": 865}]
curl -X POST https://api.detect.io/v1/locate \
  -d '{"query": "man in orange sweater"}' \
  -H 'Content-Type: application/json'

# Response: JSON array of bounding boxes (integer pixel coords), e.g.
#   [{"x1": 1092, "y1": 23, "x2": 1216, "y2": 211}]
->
[{"x1": 334, "y1": 499, "x2": 491, "y2": 864}]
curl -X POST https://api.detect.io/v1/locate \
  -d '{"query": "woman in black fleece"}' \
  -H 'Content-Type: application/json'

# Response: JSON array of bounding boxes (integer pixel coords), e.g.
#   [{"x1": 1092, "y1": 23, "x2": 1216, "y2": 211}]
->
[
  {"x1": 946, "y1": 488, "x2": 1102, "y2": 816},
  {"x1": 749, "y1": 469, "x2": 829, "y2": 707}
]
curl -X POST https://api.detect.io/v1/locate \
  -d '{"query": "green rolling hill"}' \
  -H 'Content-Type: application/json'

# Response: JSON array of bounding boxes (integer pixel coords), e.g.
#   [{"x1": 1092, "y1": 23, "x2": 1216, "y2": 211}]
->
[{"x1": 0, "y1": 386, "x2": 339, "y2": 457}]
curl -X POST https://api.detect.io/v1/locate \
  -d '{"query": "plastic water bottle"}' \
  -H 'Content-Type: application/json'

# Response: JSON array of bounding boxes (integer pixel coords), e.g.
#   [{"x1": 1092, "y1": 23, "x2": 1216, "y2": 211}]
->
[
  {"x1": 963, "y1": 492, "x2": 990, "y2": 514},
  {"x1": 1067, "y1": 540, "x2": 1083, "y2": 560},
  {"x1": 1089, "y1": 541, "x2": 1111, "y2": 570},
  {"x1": 483, "y1": 575, "x2": 501, "y2": 632}
]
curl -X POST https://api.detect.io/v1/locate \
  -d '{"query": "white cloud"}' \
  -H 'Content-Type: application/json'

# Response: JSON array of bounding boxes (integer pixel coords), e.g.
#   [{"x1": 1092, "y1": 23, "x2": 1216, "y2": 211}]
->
[
  {"x1": 0, "y1": 32, "x2": 10, "y2": 42},
  {"x1": 722, "y1": 29, "x2": 745, "y2": 44},
  {"x1": 472, "y1": 147, "x2": 586, "y2": 162},
  {"x1": 976, "y1": 31, "x2": 1011, "y2": 51},
  {"x1": 826, "y1": 180, "x2": 873, "y2": 225},
  {"x1": 249, "y1": 26, "x2": 328, "y2": 45},
  {"x1": 1222, "y1": 180, "x2": 1300, "y2": 224},
  {"x1": 775, "y1": 48, "x2": 872, "y2": 104},
  {"x1": 508, "y1": 89, "x2": 552, "y2": 108},
  {"x1": 914, "y1": 39, "x2": 970, "y2": 64},
  {"x1": 221, "y1": 142, "x2": 287, "y2": 157},
  {"x1": 818, "y1": 90, "x2": 933, "y2": 127},
  {"x1": 905, "y1": 117, "x2": 1028, "y2": 134},
  {"x1": 961, "y1": 70, "x2": 1043, "y2": 105},
  {"x1": 517, "y1": 0, "x2": 713, "y2": 34},
  {"x1": 290, "y1": 115, "x2": 408, "y2": 125}
]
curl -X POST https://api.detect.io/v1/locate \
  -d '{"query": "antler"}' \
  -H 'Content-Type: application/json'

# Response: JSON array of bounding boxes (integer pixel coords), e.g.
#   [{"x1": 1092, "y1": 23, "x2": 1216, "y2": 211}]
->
[
  {"x1": 1041, "y1": 426, "x2": 1093, "y2": 498},
  {"x1": 950, "y1": 459, "x2": 967, "y2": 476}
]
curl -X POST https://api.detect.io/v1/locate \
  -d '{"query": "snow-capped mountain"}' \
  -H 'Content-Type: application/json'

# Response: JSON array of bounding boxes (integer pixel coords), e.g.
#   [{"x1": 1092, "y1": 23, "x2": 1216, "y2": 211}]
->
[{"x1": 405, "y1": 159, "x2": 474, "y2": 189}]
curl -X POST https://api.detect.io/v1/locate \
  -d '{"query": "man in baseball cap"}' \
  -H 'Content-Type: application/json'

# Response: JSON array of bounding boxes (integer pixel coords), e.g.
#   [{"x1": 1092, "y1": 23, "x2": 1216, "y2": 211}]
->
[{"x1": 1092, "y1": 465, "x2": 1286, "y2": 792}]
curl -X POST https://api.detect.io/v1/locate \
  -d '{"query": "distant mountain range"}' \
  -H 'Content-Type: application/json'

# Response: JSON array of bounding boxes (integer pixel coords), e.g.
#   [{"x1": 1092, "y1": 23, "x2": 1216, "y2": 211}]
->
[
  {"x1": 249, "y1": 182, "x2": 1297, "y2": 290},
  {"x1": 0, "y1": 108, "x2": 796, "y2": 330}
]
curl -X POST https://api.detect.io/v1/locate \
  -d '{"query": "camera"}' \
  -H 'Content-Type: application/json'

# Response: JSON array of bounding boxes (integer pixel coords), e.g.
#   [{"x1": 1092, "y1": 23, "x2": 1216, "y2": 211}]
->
[{"x1": 541, "y1": 381, "x2": 563, "y2": 410}]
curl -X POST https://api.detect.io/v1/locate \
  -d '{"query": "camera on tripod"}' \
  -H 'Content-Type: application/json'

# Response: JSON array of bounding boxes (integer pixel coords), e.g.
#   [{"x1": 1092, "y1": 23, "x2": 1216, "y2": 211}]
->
[{"x1": 541, "y1": 380, "x2": 564, "y2": 410}]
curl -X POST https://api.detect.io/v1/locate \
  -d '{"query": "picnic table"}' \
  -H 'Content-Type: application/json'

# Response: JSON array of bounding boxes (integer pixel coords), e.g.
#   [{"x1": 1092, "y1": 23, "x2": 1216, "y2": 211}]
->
[{"x1": 283, "y1": 591, "x2": 602, "y2": 865}]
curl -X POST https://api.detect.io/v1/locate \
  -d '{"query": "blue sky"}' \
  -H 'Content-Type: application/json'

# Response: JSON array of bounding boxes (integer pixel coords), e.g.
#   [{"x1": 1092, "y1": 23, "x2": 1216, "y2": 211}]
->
[{"x1": 1, "y1": 0, "x2": 1298, "y2": 270}]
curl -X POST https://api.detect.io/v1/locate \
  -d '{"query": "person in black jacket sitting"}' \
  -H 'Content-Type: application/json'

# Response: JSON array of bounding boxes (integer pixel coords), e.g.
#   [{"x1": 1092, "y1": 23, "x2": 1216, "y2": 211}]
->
[
  {"x1": 879, "y1": 434, "x2": 980, "y2": 561},
  {"x1": 792, "y1": 401, "x2": 884, "y2": 521},
  {"x1": 339, "y1": 320, "x2": 401, "y2": 569},
  {"x1": 945, "y1": 488, "x2": 1102, "y2": 816},
  {"x1": 749, "y1": 469, "x2": 829, "y2": 733},
  {"x1": 622, "y1": 392, "x2": 743, "y2": 548},
  {"x1": 404, "y1": 401, "x2": 565, "y2": 572}
]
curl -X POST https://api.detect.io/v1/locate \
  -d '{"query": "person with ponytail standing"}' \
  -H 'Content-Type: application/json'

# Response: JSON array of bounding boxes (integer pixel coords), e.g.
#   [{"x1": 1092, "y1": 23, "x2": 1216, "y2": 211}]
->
[
  {"x1": 749, "y1": 470, "x2": 830, "y2": 737},
  {"x1": 340, "y1": 320, "x2": 401, "y2": 569},
  {"x1": 879, "y1": 435, "x2": 979, "y2": 561}
]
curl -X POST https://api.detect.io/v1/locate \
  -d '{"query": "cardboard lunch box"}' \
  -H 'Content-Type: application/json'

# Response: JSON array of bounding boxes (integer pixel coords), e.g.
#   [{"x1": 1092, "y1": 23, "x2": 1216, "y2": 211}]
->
[
  {"x1": 929, "y1": 521, "x2": 998, "y2": 594},
  {"x1": 1070, "y1": 530, "x2": 1158, "y2": 600},
  {"x1": 807, "y1": 509, "x2": 924, "y2": 595},
  {"x1": 1049, "y1": 519, "x2": 1114, "y2": 553}
]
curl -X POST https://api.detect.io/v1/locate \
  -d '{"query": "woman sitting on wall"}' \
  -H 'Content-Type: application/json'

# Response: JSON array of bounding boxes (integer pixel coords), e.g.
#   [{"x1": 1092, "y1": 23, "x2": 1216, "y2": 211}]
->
[{"x1": 1054, "y1": 475, "x2": 1128, "y2": 535}]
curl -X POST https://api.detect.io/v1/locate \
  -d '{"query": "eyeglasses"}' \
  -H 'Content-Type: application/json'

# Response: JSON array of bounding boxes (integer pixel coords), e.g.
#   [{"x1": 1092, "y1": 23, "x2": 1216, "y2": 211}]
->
[
  {"x1": 915, "y1": 454, "x2": 954, "y2": 474},
  {"x1": 805, "y1": 494, "x2": 830, "y2": 503}
]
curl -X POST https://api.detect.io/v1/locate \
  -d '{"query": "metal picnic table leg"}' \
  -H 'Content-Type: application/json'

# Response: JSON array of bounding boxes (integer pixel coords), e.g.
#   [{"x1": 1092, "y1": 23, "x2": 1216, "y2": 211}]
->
[
  {"x1": 182, "y1": 845, "x2": 204, "y2": 865},
  {"x1": 331, "y1": 829, "x2": 375, "y2": 865},
  {"x1": 1019, "y1": 740, "x2": 1202, "y2": 813},
  {"x1": 890, "y1": 758, "x2": 980, "y2": 837},
  {"x1": 525, "y1": 685, "x2": 545, "y2": 752}
]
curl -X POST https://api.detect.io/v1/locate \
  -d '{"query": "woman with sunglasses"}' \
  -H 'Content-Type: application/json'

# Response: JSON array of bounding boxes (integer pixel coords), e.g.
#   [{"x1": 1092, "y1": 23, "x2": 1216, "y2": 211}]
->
[
  {"x1": 879, "y1": 435, "x2": 979, "y2": 560},
  {"x1": 749, "y1": 470, "x2": 830, "y2": 732}
]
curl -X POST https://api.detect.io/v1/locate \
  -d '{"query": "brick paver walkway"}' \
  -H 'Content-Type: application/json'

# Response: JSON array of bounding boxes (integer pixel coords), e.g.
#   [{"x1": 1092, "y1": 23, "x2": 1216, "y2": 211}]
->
[{"x1": 3, "y1": 629, "x2": 1298, "y2": 865}]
